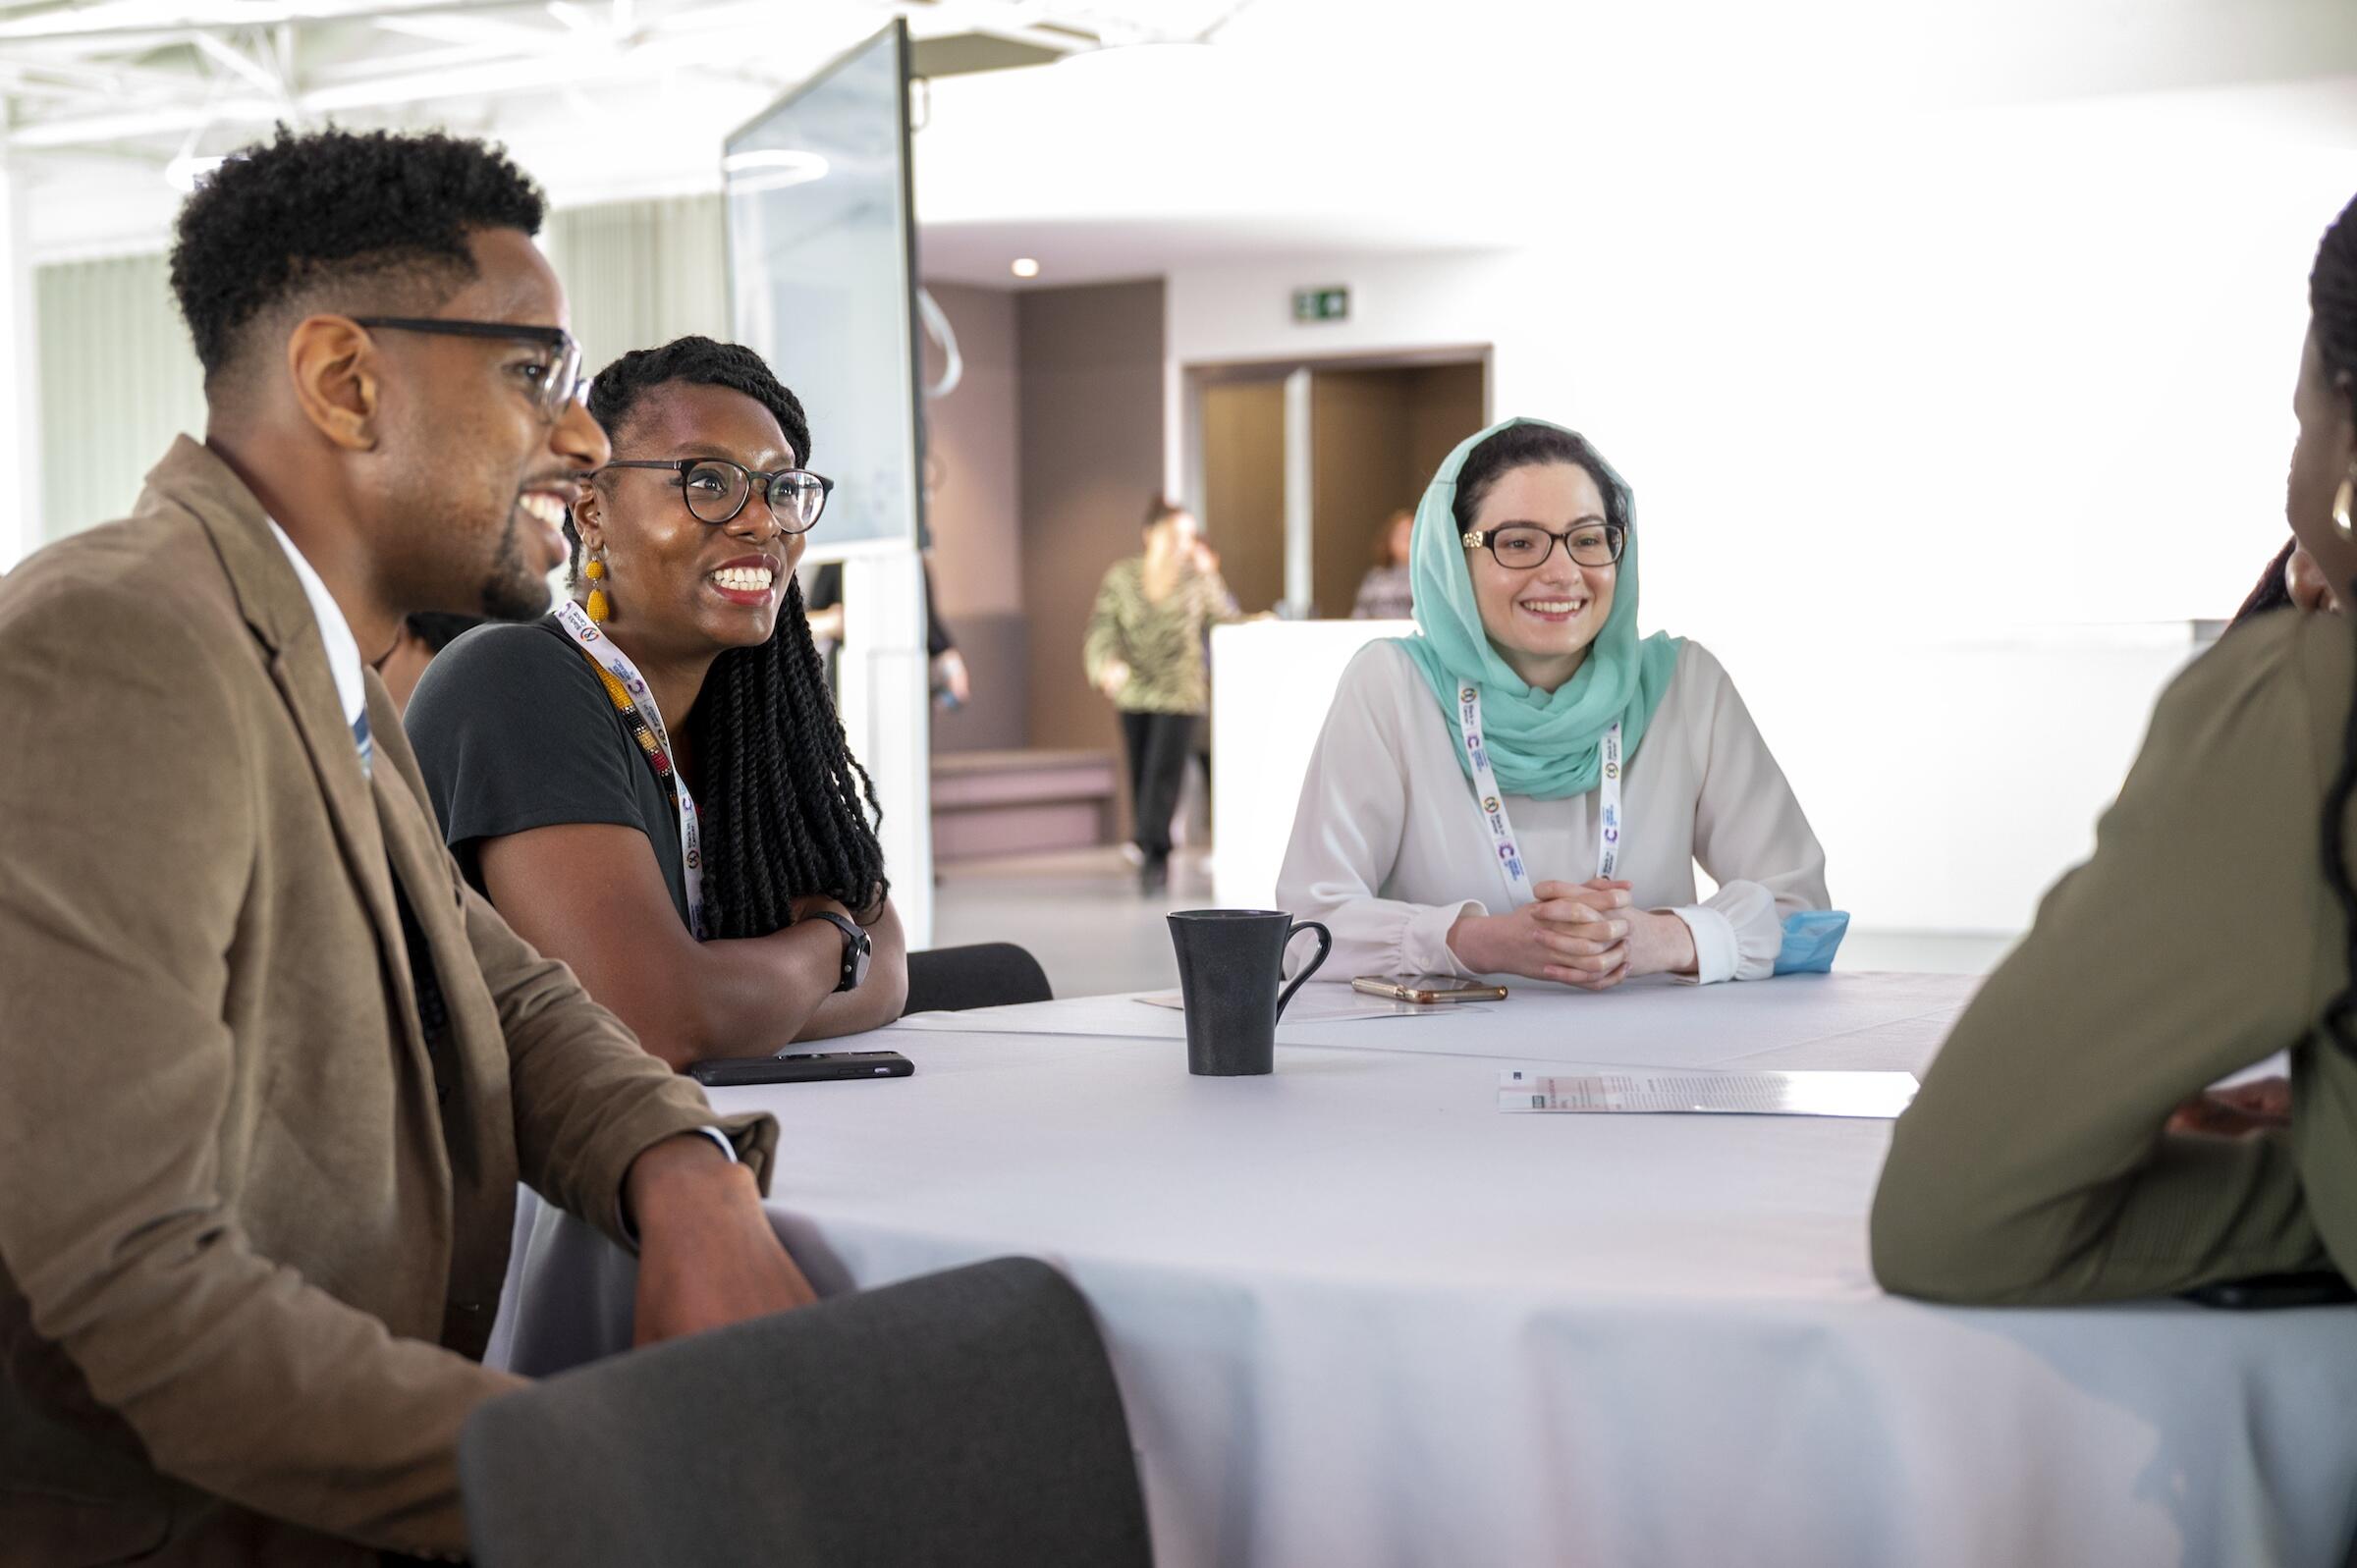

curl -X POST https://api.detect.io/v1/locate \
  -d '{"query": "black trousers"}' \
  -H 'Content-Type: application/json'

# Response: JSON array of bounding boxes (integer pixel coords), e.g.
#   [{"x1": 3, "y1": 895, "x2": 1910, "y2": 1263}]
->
[{"x1": 1119, "y1": 710, "x2": 1196, "y2": 860}]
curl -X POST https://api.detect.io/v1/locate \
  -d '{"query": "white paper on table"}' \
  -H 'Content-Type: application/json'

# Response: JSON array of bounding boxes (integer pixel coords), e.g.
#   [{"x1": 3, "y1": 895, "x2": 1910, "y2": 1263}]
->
[
  {"x1": 1136, "y1": 990, "x2": 1471, "y2": 1024},
  {"x1": 1498, "y1": 1067, "x2": 1918, "y2": 1118}
]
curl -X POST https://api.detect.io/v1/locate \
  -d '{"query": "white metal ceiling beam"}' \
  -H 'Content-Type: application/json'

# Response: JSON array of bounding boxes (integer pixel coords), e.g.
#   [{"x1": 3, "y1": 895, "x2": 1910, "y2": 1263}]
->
[
  {"x1": 10, "y1": 94, "x2": 280, "y2": 145},
  {"x1": 190, "y1": 28, "x2": 291, "y2": 97},
  {"x1": 0, "y1": 0, "x2": 553, "y2": 43},
  {"x1": 367, "y1": 10, "x2": 566, "y2": 47}
]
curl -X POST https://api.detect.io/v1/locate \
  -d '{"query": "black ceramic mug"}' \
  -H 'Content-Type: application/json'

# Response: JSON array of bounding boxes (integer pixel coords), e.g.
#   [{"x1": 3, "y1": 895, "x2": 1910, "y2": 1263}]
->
[{"x1": 1166, "y1": 909, "x2": 1334, "y2": 1075}]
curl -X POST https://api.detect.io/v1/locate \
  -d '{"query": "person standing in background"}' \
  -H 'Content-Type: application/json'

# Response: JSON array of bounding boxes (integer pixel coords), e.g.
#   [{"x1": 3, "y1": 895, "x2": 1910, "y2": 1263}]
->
[
  {"x1": 1352, "y1": 507, "x2": 1417, "y2": 619},
  {"x1": 1084, "y1": 498, "x2": 1240, "y2": 892},
  {"x1": 804, "y1": 557, "x2": 968, "y2": 707}
]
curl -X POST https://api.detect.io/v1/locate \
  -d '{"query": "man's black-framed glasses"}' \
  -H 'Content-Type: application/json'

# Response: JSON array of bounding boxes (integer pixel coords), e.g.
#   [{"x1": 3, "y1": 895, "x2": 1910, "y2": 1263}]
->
[
  {"x1": 1460, "y1": 521, "x2": 1626, "y2": 570},
  {"x1": 600, "y1": 459, "x2": 833, "y2": 532},
  {"x1": 351, "y1": 317, "x2": 585, "y2": 420}
]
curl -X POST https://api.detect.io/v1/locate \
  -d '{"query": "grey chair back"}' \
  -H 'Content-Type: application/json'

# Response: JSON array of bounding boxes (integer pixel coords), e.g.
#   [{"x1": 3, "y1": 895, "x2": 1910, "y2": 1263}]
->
[
  {"x1": 460, "y1": 1257, "x2": 1151, "y2": 1567},
  {"x1": 904, "y1": 943, "x2": 1054, "y2": 1014}
]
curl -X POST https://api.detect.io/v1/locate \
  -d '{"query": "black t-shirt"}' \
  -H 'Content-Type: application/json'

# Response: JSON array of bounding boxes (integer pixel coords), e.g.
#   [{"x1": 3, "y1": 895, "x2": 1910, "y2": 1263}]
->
[{"x1": 405, "y1": 617, "x2": 691, "y2": 929}]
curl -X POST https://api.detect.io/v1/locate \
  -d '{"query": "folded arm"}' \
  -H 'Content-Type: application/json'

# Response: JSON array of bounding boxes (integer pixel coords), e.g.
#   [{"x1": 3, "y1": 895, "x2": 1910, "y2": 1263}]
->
[
  {"x1": 476, "y1": 822, "x2": 906, "y2": 1074},
  {"x1": 1872, "y1": 630, "x2": 2331, "y2": 1303}
]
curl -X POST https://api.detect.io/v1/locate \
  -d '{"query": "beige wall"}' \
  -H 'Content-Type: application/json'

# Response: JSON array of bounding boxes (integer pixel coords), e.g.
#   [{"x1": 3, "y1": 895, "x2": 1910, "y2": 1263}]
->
[
  {"x1": 919, "y1": 283, "x2": 1022, "y2": 621},
  {"x1": 1016, "y1": 280, "x2": 1166, "y2": 761}
]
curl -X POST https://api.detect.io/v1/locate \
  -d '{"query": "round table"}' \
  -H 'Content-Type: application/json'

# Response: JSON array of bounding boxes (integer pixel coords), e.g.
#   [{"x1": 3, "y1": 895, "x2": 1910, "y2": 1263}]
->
[{"x1": 498, "y1": 973, "x2": 2357, "y2": 1567}]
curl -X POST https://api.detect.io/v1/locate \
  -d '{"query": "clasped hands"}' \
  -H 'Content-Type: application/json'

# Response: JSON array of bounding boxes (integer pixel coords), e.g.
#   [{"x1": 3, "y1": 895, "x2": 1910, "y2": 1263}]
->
[{"x1": 1448, "y1": 878, "x2": 1698, "y2": 991}]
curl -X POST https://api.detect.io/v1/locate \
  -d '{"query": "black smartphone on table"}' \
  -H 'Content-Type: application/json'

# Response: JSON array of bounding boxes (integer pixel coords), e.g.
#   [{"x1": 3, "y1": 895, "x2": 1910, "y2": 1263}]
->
[{"x1": 687, "y1": 1051, "x2": 914, "y2": 1088}]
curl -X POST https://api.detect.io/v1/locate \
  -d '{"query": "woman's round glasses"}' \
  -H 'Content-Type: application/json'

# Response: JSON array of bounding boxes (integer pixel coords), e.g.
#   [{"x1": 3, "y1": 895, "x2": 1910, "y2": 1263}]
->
[
  {"x1": 1460, "y1": 521, "x2": 1626, "y2": 570},
  {"x1": 600, "y1": 459, "x2": 835, "y2": 531}
]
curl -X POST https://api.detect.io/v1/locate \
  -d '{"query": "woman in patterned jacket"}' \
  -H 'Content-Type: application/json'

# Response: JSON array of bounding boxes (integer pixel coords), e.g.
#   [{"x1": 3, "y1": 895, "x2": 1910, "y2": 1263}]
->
[{"x1": 1084, "y1": 497, "x2": 1241, "y2": 892}]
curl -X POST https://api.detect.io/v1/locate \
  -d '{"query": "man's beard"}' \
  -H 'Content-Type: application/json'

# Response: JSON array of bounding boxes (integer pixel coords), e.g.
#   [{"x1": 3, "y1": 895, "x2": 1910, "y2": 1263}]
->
[{"x1": 475, "y1": 505, "x2": 553, "y2": 622}]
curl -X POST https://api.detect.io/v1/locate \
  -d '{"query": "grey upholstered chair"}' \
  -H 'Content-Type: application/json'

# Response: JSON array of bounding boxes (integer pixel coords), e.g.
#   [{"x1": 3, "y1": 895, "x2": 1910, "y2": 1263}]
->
[
  {"x1": 459, "y1": 1257, "x2": 1152, "y2": 1567},
  {"x1": 904, "y1": 942, "x2": 1054, "y2": 1014}
]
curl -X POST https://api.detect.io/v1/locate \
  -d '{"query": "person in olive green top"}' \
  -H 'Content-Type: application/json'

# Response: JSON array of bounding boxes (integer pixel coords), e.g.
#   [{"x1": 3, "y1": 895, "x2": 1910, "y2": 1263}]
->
[
  {"x1": 1872, "y1": 189, "x2": 2357, "y2": 1305},
  {"x1": 1084, "y1": 497, "x2": 1241, "y2": 891}
]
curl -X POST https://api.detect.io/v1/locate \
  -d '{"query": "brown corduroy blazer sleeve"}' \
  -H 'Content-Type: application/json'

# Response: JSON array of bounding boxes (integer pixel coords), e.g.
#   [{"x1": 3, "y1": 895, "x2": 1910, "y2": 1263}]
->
[
  {"x1": 366, "y1": 717, "x2": 780, "y2": 1239},
  {"x1": 1871, "y1": 612, "x2": 2347, "y2": 1304},
  {"x1": 0, "y1": 581, "x2": 521, "y2": 1555}
]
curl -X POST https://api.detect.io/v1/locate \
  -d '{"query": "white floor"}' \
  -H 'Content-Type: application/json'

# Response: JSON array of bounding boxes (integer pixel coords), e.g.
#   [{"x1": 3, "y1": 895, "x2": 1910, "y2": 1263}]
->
[{"x1": 932, "y1": 846, "x2": 2016, "y2": 1000}]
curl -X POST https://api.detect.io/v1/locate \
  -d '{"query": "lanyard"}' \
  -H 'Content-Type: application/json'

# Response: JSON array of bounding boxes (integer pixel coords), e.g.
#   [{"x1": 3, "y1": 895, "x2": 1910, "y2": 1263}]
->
[
  {"x1": 555, "y1": 601, "x2": 708, "y2": 941},
  {"x1": 1453, "y1": 683, "x2": 1623, "y2": 907}
]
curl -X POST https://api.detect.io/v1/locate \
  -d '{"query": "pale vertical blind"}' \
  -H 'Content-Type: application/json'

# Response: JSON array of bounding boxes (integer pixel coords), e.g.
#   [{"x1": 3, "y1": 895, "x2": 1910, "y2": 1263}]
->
[
  {"x1": 27, "y1": 196, "x2": 728, "y2": 546},
  {"x1": 36, "y1": 253, "x2": 206, "y2": 544},
  {"x1": 544, "y1": 193, "x2": 728, "y2": 377}
]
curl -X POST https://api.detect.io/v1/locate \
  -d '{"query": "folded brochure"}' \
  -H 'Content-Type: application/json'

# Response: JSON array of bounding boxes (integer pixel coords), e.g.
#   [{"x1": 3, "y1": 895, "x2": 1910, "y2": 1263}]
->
[{"x1": 1499, "y1": 1068, "x2": 1918, "y2": 1118}]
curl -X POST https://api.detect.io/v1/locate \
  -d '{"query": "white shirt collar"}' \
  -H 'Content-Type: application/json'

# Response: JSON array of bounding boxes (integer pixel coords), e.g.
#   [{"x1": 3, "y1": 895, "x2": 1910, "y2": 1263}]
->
[{"x1": 265, "y1": 518, "x2": 368, "y2": 732}]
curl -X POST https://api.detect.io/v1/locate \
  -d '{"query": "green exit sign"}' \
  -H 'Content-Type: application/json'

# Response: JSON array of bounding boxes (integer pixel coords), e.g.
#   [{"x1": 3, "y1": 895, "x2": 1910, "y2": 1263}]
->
[{"x1": 1292, "y1": 286, "x2": 1349, "y2": 323}]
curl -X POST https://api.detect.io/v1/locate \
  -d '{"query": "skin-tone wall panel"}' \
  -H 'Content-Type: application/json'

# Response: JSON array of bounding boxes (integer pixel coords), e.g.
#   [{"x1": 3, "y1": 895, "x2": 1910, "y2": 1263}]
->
[
  {"x1": 1016, "y1": 280, "x2": 1167, "y2": 769},
  {"x1": 920, "y1": 282, "x2": 1023, "y2": 620}
]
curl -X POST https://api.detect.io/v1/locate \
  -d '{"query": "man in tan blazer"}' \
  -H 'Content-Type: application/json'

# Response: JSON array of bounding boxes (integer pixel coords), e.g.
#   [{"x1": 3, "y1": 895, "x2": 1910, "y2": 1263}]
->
[{"x1": 0, "y1": 129, "x2": 816, "y2": 1565}]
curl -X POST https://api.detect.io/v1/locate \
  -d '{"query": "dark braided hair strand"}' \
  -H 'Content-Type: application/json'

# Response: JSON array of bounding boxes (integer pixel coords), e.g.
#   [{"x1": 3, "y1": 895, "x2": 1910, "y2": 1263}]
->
[{"x1": 583, "y1": 337, "x2": 889, "y2": 939}]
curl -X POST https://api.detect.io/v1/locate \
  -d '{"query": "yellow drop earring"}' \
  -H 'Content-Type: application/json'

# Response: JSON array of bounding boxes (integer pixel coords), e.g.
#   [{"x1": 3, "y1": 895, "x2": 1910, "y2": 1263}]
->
[{"x1": 584, "y1": 549, "x2": 611, "y2": 623}]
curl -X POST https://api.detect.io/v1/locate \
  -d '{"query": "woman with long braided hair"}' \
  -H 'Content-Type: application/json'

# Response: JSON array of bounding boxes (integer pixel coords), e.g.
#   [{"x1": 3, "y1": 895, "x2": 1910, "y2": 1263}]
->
[
  {"x1": 1871, "y1": 191, "x2": 2357, "y2": 1304},
  {"x1": 407, "y1": 336, "x2": 908, "y2": 1065}
]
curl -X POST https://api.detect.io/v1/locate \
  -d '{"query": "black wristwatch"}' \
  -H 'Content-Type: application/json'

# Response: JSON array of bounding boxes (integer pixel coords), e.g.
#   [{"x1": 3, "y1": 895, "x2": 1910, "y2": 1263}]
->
[{"x1": 808, "y1": 910, "x2": 872, "y2": 994}]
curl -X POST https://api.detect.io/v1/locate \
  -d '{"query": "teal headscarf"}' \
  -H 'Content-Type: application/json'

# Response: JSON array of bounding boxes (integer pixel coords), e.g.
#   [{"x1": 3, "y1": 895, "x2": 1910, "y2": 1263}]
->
[{"x1": 1393, "y1": 416, "x2": 1683, "y2": 801}]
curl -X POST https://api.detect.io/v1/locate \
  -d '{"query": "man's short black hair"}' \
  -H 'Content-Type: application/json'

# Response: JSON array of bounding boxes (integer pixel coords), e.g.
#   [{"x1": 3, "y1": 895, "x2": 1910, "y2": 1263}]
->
[{"x1": 168, "y1": 125, "x2": 546, "y2": 380}]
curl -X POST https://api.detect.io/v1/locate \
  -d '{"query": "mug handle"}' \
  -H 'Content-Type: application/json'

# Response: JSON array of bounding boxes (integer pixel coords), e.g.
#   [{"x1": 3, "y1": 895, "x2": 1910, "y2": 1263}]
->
[{"x1": 1275, "y1": 920, "x2": 1334, "y2": 1023}]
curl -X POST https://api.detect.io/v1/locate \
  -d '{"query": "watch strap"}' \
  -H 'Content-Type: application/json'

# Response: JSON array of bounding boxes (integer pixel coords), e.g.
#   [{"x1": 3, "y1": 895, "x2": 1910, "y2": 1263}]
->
[{"x1": 809, "y1": 909, "x2": 869, "y2": 993}]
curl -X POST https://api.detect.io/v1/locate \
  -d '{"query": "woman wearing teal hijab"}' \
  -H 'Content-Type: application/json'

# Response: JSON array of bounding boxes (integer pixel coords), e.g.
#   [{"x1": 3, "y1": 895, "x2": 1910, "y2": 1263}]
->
[{"x1": 1276, "y1": 418, "x2": 1831, "y2": 988}]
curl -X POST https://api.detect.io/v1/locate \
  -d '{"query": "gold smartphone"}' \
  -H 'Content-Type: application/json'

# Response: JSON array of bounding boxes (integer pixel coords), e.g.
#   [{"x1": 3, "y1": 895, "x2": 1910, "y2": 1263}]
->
[{"x1": 1351, "y1": 976, "x2": 1510, "y2": 1005}]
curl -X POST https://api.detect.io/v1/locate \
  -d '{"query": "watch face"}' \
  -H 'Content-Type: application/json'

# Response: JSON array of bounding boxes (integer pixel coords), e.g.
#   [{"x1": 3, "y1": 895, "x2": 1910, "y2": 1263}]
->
[{"x1": 849, "y1": 942, "x2": 873, "y2": 990}]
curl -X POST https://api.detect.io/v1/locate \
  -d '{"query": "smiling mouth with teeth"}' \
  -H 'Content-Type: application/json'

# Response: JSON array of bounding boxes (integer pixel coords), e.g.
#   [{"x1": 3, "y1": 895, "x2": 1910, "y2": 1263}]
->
[
  {"x1": 518, "y1": 492, "x2": 569, "y2": 528},
  {"x1": 711, "y1": 566, "x2": 776, "y2": 592},
  {"x1": 1519, "y1": 600, "x2": 1588, "y2": 614}
]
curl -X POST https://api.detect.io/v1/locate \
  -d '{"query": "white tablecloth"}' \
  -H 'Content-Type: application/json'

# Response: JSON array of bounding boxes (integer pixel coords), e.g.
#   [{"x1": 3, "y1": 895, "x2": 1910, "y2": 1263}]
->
[{"x1": 495, "y1": 972, "x2": 2357, "y2": 1568}]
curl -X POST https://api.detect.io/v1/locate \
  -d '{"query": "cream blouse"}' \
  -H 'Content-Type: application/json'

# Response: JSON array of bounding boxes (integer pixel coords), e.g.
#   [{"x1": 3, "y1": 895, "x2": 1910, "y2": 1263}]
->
[{"x1": 1276, "y1": 639, "x2": 1830, "y2": 986}]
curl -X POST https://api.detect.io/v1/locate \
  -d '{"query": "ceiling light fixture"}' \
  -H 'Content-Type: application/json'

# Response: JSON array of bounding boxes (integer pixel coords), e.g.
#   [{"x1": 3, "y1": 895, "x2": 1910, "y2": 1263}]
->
[{"x1": 1011, "y1": 257, "x2": 1041, "y2": 279}]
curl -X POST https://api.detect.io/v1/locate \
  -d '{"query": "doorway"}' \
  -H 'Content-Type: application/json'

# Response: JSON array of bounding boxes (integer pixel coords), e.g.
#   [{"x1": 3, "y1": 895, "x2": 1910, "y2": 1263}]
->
[{"x1": 1188, "y1": 350, "x2": 1489, "y2": 617}]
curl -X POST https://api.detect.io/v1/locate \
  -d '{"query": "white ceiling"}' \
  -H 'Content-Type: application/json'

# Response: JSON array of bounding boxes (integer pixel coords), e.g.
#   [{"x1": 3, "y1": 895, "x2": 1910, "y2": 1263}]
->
[{"x1": 6, "y1": 0, "x2": 2357, "y2": 279}]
